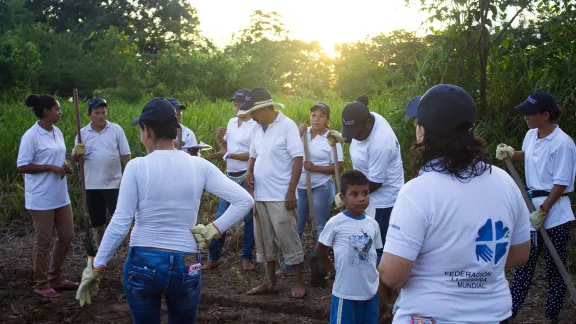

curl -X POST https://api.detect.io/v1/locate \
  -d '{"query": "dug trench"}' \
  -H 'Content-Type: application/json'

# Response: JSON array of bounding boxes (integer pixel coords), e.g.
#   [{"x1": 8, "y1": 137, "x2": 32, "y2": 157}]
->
[{"x1": 0, "y1": 224, "x2": 575, "y2": 323}]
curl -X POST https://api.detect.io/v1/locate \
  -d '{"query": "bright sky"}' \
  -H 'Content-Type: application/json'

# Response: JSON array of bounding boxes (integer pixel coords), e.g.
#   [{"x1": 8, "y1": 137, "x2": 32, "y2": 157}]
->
[{"x1": 190, "y1": 0, "x2": 428, "y2": 57}]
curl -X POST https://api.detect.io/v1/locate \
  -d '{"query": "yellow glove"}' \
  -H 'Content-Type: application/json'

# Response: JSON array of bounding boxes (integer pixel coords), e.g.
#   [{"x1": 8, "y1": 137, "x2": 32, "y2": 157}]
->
[
  {"x1": 334, "y1": 193, "x2": 344, "y2": 208},
  {"x1": 75, "y1": 256, "x2": 103, "y2": 306},
  {"x1": 495, "y1": 144, "x2": 515, "y2": 161},
  {"x1": 190, "y1": 223, "x2": 222, "y2": 250},
  {"x1": 530, "y1": 208, "x2": 548, "y2": 231},
  {"x1": 327, "y1": 130, "x2": 345, "y2": 146},
  {"x1": 73, "y1": 143, "x2": 86, "y2": 157}
]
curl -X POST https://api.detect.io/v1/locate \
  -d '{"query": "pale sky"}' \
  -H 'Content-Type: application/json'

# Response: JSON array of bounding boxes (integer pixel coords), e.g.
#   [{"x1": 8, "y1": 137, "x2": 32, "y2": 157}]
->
[{"x1": 190, "y1": 0, "x2": 428, "y2": 57}]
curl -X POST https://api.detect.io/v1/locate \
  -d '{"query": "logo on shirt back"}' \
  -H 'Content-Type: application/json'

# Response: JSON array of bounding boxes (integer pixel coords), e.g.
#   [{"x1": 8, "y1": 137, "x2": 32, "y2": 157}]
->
[{"x1": 475, "y1": 219, "x2": 510, "y2": 264}]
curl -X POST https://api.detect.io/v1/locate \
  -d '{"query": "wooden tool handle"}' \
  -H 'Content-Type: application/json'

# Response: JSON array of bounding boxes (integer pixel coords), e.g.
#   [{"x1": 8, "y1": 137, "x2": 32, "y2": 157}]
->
[{"x1": 302, "y1": 135, "x2": 317, "y2": 243}]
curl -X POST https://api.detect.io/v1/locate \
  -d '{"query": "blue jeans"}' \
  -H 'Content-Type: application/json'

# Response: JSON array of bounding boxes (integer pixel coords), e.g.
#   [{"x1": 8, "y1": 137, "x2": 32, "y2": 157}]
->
[
  {"x1": 297, "y1": 179, "x2": 335, "y2": 239},
  {"x1": 123, "y1": 247, "x2": 202, "y2": 324},
  {"x1": 208, "y1": 181, "x2": 255, "y2": 261},
  {"x1": 374, "y1": 207, "x2": 393, "y2": 262}
]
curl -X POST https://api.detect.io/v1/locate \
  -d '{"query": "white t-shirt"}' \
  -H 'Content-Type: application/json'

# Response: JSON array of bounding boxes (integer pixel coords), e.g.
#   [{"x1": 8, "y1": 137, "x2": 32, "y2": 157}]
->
[
  {"x1": 74, "y1": 121, "x2": 131, "y2": 190},
  {"x1": 17, "y1": 122, "x2": 71, "y2": 210},
  {"x1": 384, "y1": 164, "x2": 531, "y2": 324},
  {"x1": 350, "y1": 113, "x2": 404, "y2": 209},
  {"x1": 523, "y1": 126, "x2": 576, "y2": 230},
  {"x1": 298, "y1": 127, "x2": 343, "y2": 189},
  {"x1": 224, "y1": 117, "x2": 257, "y2": 173},
  {"x1": 94, "y1": 150, "x2": 254, "y2": 268},
  {"x1": 180, "y1": 123, "x2": 198, "y2": 149},
  {"x1": 249, "y1": 112, "x2": 304, "y2": 201},
  {"x1": 318, "y1": 211, "x2": 382, "y2": 300}
]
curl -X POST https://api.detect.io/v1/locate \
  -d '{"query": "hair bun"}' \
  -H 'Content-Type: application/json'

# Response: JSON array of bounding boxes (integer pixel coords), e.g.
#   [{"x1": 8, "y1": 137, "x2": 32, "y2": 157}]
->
[
  {"x1": 25, "y1": 94, "x2": 39, "y2": 108},
  {"x1": 356, "y1": 95, "x2": 369, "y2": 106}
]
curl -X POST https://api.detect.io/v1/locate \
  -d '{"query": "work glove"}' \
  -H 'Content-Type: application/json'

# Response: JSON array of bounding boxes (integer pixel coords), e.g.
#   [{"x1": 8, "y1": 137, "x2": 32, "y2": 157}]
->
[
  {"x1": 72, "y1": 143, "x2": 86, "y2": 157},
  {"x1": 495, "y1": 144, "x2": 515, "y2": 161},
  {"x1": 530, "y1": 208, "x2": 548, "y2": 231},
  {"x1": 334, "y1": 194, "x2": 344, "y2": 209},
  {"x1": 75, "y1": 256, "x2": 103, "y2": 307},
  {"x1": 327, "y1": 130, "x2": 345, "y2": 146},
  {"x1": 190, "y1": 223, "x2": 222, "y2": 250}
]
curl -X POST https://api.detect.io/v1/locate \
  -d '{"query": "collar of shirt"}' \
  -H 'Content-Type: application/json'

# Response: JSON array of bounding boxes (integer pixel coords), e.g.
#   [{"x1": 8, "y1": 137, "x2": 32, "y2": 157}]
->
[
  {"x1": 307, "y1": 127, "x2": 328, "y2": 139},
  {"x1": 88, "y1": 120, "x2": 110, "y2": 132},
  {"x1": 34, "y1": 121, "x2": 53, "y2": 136},
  {"x1": 535, "y1": 125, "x2": 560, "y2": 142},
  {"x1": 342, "y1": 210, "x2": 366, "y2": 220},
  {"x1": 260, "y1": 111, "x2": 284, "y2": 132}
]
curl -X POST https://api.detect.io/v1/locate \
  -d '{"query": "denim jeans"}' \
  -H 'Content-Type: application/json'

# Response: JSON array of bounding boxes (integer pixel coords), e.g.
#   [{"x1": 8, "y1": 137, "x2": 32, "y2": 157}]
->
[
  {"x1": 208, "y1": 181, "x2": 255, "y2": 261},
  {"x1": 374, "y1": 207, "x2": 393, "y2": 261},
  {"x1": 123, "y1": 247, "x2": 202, "y2": 324},
  {"x1": 296, "y1": 178, "x2": 335, "y2": 239}
]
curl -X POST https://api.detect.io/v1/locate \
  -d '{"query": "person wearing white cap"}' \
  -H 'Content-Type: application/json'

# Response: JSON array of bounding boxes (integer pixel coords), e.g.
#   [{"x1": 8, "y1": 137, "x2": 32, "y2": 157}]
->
[
  {"x1": 378, "y1": 84, "x2": 531, "y2": 323},
  {"x1": 239, "y1": 87, "x2": 307, "y2": 299},
  {"x1": 75, "y1": 97, "x2": 254, "y2": 324},
  {"x1": 496, "y1": 91, "x2": 576, "y2": 322},
  {"x1": 71, "y1": 98, "x2": 131, "y2": 248}
]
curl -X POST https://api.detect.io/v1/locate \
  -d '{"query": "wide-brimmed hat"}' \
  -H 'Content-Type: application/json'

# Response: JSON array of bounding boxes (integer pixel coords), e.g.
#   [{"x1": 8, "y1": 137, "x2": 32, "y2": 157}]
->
[{"x1": 237, "y1": 87, "x2": 284, "y2": 116}]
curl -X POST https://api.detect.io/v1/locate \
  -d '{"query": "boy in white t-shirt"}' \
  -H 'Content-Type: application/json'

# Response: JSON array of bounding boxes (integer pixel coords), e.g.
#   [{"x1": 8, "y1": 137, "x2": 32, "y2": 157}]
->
[{"x1": 316, "y1": 170, "x2": 383, "y2": 324}]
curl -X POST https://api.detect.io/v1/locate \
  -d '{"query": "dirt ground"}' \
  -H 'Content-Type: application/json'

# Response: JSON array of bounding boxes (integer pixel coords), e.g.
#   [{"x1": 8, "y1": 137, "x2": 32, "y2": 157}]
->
[{"x1": 0, "y1": 223, "x2": 575, "y2": 324}]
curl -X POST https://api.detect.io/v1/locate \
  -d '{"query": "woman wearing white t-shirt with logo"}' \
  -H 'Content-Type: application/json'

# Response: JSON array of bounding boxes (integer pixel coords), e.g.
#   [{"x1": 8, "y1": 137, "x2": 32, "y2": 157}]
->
[
  {"x1": 75, "y1": 98, "x2": 254, "y2": 324},
  {"x1": 296, "y1": 102, "x2": 344, "y2": 238},
  {"x1": 496, "y1": 91, "x2": 576, "y2": 323},
  {"x1": 17, "y1": 94, "x2": 77, "y2": 297},
  {"x1": 379, "y1": 84, "x2": 531, "y2": 323}
]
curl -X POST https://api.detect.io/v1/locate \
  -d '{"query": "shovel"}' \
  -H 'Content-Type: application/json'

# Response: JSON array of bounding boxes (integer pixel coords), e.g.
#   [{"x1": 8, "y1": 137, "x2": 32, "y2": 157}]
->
[
  {"x1": 503, "y1": 157, "x2": 576, "y2": 304},
  {"x1": 302, "y1": 134, "x2": 328, "y2": 287}
]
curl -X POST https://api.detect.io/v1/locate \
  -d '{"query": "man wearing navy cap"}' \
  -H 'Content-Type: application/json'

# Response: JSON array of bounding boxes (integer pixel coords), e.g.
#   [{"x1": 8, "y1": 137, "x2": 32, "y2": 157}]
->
[
  {"x1": 167, "y1": 98, "x2": 199, "y2": 155},
  {"x1": 204, "y1": 89, "x2": 257, "y2": 271},
  {"x1": 71, "y1": 98, "x2": 131, "y2": 247}
]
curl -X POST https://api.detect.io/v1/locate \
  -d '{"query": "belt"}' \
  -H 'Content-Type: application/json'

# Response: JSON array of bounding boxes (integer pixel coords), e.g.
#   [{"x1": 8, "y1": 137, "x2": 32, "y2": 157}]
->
[
  {"x1": 227, "y1": 170, "x2": 246, "y2": 177},
  {"x1": 529, "y1": 190, "x2": 569, "y2": 199}
]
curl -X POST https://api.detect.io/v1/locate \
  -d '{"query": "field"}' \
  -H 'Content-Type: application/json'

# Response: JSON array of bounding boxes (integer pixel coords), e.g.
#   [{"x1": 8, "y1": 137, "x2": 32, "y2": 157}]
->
[{"x1": 0, "y1": 94, "x2": 575, "y2": 323}]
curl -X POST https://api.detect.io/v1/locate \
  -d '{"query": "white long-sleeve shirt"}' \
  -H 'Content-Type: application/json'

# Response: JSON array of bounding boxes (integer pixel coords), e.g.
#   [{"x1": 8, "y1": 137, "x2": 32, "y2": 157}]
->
[{"x1": 94, "y1": 150, "x2": 254, "y2": 268}]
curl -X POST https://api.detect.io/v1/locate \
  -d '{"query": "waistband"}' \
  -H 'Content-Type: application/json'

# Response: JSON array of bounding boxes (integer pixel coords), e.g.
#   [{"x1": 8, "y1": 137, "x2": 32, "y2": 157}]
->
[
  {"x1": 227, "y1": 170, "x2": 247, "y2": 178},
  {"x1": 129, "y1": 247, "x2": 200, "y2": 268},
  {"x1": 529, "y1": 189, "x2": 569, "y2": 199}
]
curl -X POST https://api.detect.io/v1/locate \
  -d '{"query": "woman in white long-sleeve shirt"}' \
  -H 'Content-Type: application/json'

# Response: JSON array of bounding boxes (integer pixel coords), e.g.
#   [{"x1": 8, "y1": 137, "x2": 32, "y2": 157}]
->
[{"x1": 76, "y1": 98, "x2": 254, "y2": 324}]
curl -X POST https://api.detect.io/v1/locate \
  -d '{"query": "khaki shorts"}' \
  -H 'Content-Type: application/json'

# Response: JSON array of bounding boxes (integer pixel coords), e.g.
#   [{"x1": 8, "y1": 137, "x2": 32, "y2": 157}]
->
[{"x1": 254, "y1": 201, "x2": 304, "y2": 265}]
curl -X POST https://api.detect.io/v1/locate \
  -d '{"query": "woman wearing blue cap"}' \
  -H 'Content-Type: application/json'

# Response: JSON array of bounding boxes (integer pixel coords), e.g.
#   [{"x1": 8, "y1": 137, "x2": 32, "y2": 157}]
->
[
  {"x1": 75, "y1": 97, "x2": 254, "y2": 324},
  {"x1": 379, "y1": 84, "x2": 531, "y2": 323},
  {"x1": 496, "y1": 91, "x2": 576, "y2": 322}
]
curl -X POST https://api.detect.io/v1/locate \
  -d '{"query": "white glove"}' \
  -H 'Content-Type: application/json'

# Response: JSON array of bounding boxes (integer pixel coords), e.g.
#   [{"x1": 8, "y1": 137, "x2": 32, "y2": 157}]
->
[
  {"x1": 530, "y1": 209, "x2": 548, "y2": 231},
  {"x1": 75, "y1": 257, "x2": 102, "y2": 306},
  {"x1": 190, "y1": 223, "x2": 222, "y2": 250},
  {"x1": 327, "y1": 130, "x2": 345, "y2": 146},
  {"x1": 334, "y1": 194, "x2": 344, "y2": 208},
  {"x1": 72, "y1": 143, "x2": 86, "y2": 157},
  {"x1": 495, "y1": 144, "x2": 515, "y2": 161}
]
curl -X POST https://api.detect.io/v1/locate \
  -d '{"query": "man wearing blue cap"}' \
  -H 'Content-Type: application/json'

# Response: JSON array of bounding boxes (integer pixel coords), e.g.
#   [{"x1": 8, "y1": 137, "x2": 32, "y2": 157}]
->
[
  {"x1": 167, "y1": 98, "x2": 199, "y2": 155},
  {"x1": 497, "y1": 91, "x2": 576, "y2": 322},
  {"x1": 205, "y1": 89, "x2": 257, "y2": 271},
  {"x1": 71, "y1": 98, "x2": 131, "y2": 247}
]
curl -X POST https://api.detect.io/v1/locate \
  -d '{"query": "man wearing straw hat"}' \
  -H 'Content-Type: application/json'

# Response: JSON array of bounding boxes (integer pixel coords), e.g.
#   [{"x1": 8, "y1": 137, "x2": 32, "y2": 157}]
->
[{"x1": 239, "y1": 87, "x2": 306, "y2": 298}]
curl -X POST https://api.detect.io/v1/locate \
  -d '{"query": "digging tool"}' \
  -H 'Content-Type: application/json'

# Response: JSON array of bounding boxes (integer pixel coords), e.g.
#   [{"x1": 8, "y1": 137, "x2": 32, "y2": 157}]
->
[
  {"x1": 176, "y1": 128, "x2": 183, "y2": 150},
  {"x1": 503, "y1": 157, "x2": 576, "y2": 304},
  {"x1": 250, "y1": 187, "x2": 273, "y2": 289},
  {"x1": 73, "y1": 88, "x2": 97, "y2": 257},
  {"x1": 332, "y1": 146, "x2": 341, "y2": 194},
  {"x1": 302, "y1": 134, "x2": 328, "y2": 287}
]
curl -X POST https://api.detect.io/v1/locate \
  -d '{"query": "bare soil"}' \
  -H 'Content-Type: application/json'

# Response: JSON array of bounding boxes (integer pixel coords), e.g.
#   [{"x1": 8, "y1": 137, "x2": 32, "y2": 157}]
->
[{"x1": 0, "y1": 223, "x2": 575, "y2": 323}]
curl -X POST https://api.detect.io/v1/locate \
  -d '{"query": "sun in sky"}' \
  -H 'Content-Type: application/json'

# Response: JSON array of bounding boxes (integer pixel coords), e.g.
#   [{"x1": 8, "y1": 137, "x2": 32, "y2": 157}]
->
[{"x1": 191, "y1": 0, "x2": 428, "y2": 57}]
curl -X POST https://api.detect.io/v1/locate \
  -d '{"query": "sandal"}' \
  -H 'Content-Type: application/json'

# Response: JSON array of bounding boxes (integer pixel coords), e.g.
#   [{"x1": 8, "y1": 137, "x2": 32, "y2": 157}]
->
[
  {"x1": 34, "y1": 288, "x2": 60, "y2": 298},
  {"x1": 53, "y1": 279, "x2": 79, "y2": 290}
]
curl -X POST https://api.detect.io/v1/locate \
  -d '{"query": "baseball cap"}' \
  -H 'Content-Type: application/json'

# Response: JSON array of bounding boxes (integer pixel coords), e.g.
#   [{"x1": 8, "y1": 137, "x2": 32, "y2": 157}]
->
[
  {"x1": 515, "y1": 91, "x2": 559, "y2": 116},
  {"x1": 167, "y1": 98, "x2": 185, "y2": 110},
  {"x1": 131, "y1": 97, "x2": 180, "y2": 127},
  {"x1": 310, "y1": 102, "x2": 330, "y2": 117},
  {"x1": 341, "y1": 101, "x2": 371, "y2": 139},
  {"x1": 405, "y1": 84, "x2": 477, "y2": 137},
  {"x1": 88, "y1": 98, "x2": 107, "y2": 111},
  {"x1": 228, "y1": 89, "x2": 250, "y2": 103}
]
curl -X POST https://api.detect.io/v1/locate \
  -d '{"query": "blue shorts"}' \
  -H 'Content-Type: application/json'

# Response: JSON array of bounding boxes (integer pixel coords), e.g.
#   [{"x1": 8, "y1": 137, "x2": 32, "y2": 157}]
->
[{"x1": 330, "y1": 294, "x2": 379, "y2": 324}]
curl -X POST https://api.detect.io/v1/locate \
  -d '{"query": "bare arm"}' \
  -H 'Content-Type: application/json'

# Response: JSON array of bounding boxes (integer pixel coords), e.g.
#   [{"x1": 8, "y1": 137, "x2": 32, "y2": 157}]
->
[
  {"x1": 378, "y1": 253, "x2": 415, "y2": 289},
  {"x1": 505, "y1": 240, "x2": 531, "y2": 268},
  {"x1": 229, "y1": 152, "x2": 250, "y2": 161},
  {"x1": 289, "y1": 157, "x2": 303, "y2": 192},
  {"x1": 369, "y1": 181, "x2": 382, "y2": 193},
  {"x1": 121, "y1": 155, "x2": 131, "y2": 167},
  {"x1": 309, "y1": 162, "x2": 344, "y2": 175},
  {"x1": 541, "y1": 184, "x2": 567, "y2": 213},
  {"x1": 18, "y1": 164, "x2": 57, "y2": 175},
  {"x1": 512, "y1": 151, "x2": 525, "y2": 163},
  {"x1": 315, "y1": 243, "x2": 335, "y2": 273}
]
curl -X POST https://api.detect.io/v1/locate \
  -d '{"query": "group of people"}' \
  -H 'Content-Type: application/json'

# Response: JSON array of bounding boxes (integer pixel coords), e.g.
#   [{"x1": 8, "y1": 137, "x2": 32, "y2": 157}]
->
[{"x1": 16, "y1": 84, "x2": 575, "y2": 323}]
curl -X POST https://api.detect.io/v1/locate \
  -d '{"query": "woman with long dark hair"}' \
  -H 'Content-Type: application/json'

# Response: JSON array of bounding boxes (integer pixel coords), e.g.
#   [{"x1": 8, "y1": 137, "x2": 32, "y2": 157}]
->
[
  {"x1": 378, "y1": 84, "x2": 531, "y2": 323},
  {"x1": 17, "y1": 94, "x2": 77, "y2": 297},
  {"x1": 497, "y1": 91, "x2": 576, "y2": 322},
  {"x1": 75, "y1": 98, "x2": 254, "y2": 324}
]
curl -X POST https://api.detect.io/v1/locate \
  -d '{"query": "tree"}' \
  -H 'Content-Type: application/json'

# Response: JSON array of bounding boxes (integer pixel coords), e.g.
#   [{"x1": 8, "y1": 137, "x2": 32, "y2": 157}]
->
[{"x1": 0, "y1": 33, "x2": 41, "y2": 91}]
